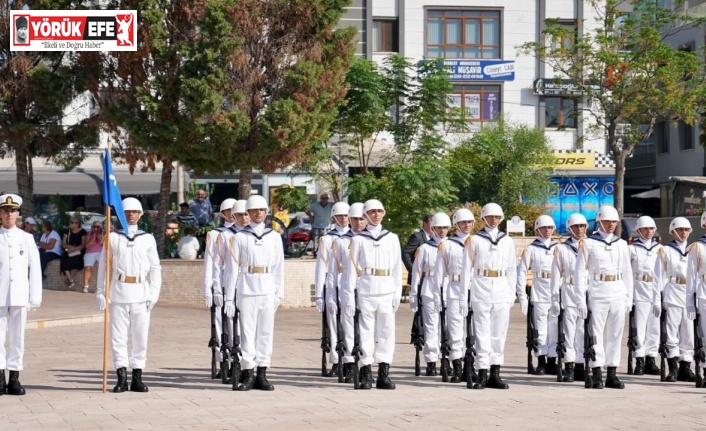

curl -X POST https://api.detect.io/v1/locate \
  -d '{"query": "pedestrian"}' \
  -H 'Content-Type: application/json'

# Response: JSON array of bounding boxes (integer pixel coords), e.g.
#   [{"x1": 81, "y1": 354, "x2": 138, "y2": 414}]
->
[
  {"x1": 575, "y1": 205, "x2": 632, "y2": 389},
  {"x1": 38, "y1": 220, "x2": 62, "y2": 279},
  {"x1": 315, "y1": 201, "x2": 350, "y2": 377},
  {"x1": 60, "y1": 217, "x2": 87, "y2": 289},
  {"x1": 686, "y1": 211, "x2": 706, "y2": 387},
  {"x1": 435, "y1": 208, "x2": 475, "y2": 383},
  {"x1": 549, "y1": 213, "x2": 588, "y2": 382},
  {"x1": 0, "y1": 194, "x2": 42, "y2": 395},
  {"x1": 225, "y1": 195, "x2": 284, "y2": 391},
  {"x1": 346, "y1": 199, "x2": 402, "y2": 390},
  {"x1": 402, "y1": 215, "x2": 434, "y2": 285},
  {"x1": 175, "y1": 203, "x2": 199, "y2": 229},
  {"x1": 326, "y1": 202, "x2": 367, "y2": 383},
  {"x1": 655, "y1": 217, "x2": 695, "y2": 382},
  {"x1": 628, "y1": 216, "x2": 662, "y2": 375},
  {"x1": 178, "y1": 227, "x2": 200, "y2": 260},
  {"x1": 22, "y1": 216, "x2": 40, "y2": 245},
  {"x1": 189, "y1": 189, "x2": 213, "y2": 227},
  {"x1": 96, "y1": 197, "x2": 162, "y2": 393},
  {"x1": 462, "y1": 203, "x2": 517, "y2": 389},
  {"x1": 82, "y1": 222, "x2": 104, "y2": 293},
  {"x1": 517, "y1": 215, "x2": 560, "y2": 375},
  {"x1": 306, "y1": 192, "x2": 333, "y2": 257}
]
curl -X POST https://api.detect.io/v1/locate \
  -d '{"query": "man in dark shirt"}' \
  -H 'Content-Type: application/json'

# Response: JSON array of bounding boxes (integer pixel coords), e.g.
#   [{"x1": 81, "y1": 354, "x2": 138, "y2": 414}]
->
[
  {"x1": 402, "y1": 214, "x2": 434, "y2": 285},
  {"x1": 175, "y1": 203, "x2": 199, "y2": 229}
]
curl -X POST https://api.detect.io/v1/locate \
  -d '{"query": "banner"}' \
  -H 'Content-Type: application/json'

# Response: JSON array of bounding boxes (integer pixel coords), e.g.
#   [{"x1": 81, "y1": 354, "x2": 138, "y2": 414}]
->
[
  {"x1": 102, "y1": 149, "x2": 128, "y2": 230},
  {"x1": 546, "y1": 176, "x2": 615, "y2": 234}
]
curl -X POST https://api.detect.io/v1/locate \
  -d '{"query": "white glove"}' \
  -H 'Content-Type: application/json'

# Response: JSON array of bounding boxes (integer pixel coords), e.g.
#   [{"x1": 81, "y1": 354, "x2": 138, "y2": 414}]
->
[
  {"x1": 578, "y1": 302, "x2": 588, "y2": 320},
  {"x1": 392, "y1": 296, "x2": 400, "y2": 313},
  {"x1": 315, "y1": 297, "x2": 324, "y2": 312},
  {"x1": 654, "y1": 303, "x2": 663, "y2": 319},
  {"x1": 224, "y1": 302, "x2": 236, "y2": 318},
  {"x1": 410, "y1": 296, "x2": 418, "y2": 312},
  {"x1": 433, "y1": 298, "x2": 442, "y2": 313},
  {"x1": 345, "y1": 302, "x2": 355, "y2": 317},
  {"x1": 274, "y1": 297, "x2": 281, "y2": 311},
  {"x1": 97, "y1": 294, "x2": 107, "y2": 311},
  {"x1": 213, "y1": 294, "x2": 224, "y2": 308},
  {"x1": 459, "y1": 301, "x2": 469, "y2": 317},
  {"x1": 27, "y1": 301, "x2": 40, "y2": 311},
  {"x1": 520, "y1": 298, "x2": 529, "y2": 316},
  {"x1": 203, "y1": 294, "x2": 213, "y2": 308},
  {"x1": 687, "y1": 303, "x2": 696, "y2": 320},
  {"x1": 326, "y1": 301, "x2": 337, "y2": 315},
  {"x1": 146, "y1": 299, "x2": 157, "y2": 312},
  {"x1": 549, "y1": 302, "x2": 560, "y2": 317}
]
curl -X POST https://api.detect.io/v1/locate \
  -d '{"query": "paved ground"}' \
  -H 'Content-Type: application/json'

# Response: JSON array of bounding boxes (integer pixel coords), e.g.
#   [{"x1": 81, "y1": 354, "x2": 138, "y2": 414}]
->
[{"x1": 1, "y1": 290, "x2": 705, "y2": 431}]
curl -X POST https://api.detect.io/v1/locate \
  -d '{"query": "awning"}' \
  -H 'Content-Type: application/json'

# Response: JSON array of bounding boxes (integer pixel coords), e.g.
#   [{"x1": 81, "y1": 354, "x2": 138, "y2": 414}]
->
[{"x1": 631, "y1": 188, "x2": 660, "y2": 199}]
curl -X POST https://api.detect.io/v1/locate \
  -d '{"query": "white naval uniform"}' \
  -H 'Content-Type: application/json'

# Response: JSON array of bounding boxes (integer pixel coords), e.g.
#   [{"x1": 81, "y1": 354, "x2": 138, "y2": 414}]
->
[
  {"x1": 410, "y1": 238, "x2": 444, "y2": 363},
  {"x1": 203, "y1": 223, "x2": 234, "y2": 362},
  {"x1": 347, "y1": 224, "x2": 402, "y2": 366},
  {"x1": 629, "y1": 238, "x2": 661, "y2": 359},
  {"x1": 575, "y1": 232, "x2": 632, "y2": 369},
  {"x1": 655, "y1": 241, "x2": 694, "y2": 362},
  {"x1": 550, "y1": 238, "x2": 585, "y2": 364},
  {"x1": 517, "y1": 238, "x2": 559, "y2": 358},
  {"x1": 686, "y1": 235, "x2": 706, "y2": 370},
  {"x1": 0, "y1": 227, "x2": 42, "y2": 371},
  {"x1": 461, "y1": 228, "x2": 517, "y2": 370},
  {"x1": 326, "y1": 230, "x2": 356, "y2": 364},
  {"x1": 231, "y1": 223, "x2": 284, "y2": 370},
  {"x1": 97, "y1": 226, "x2": 162, "y2": 370},
  {"x1": 436, "y1": 233, "x2": 471, "y2": 361},
  {"x1": 315, "y1": 227, "x2": 349, "y2": 364}
]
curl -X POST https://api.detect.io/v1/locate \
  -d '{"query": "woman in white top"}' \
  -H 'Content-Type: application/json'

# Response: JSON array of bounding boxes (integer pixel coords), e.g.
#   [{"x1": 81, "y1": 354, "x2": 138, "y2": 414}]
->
[{"x1": 38, "y1": 220, "x2": 62, "y2": 279}]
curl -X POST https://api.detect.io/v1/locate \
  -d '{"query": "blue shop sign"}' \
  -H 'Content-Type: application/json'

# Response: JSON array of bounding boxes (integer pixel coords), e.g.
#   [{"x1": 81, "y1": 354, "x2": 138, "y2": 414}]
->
[{"x1": 444, "y1": 59, "x2": 515, "y2": 81}]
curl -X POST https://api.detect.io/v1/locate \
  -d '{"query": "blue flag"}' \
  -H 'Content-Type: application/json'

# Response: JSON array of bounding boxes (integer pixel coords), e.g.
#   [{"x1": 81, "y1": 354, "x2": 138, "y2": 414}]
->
[{"x1": 102, "y1": 149, "x2": 128, "y2": 231}]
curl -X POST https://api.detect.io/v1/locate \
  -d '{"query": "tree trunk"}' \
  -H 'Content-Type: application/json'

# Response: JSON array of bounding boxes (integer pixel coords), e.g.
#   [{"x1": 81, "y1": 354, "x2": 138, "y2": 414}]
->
[
  {"x1": 239, "y1": 167, "x2": 253, "y2": 199},
  {"x1": 613, "y1": 150, "x2": 628, "y2": 236},
  {"x1": 155, "y1": 159, "x2": 173, "y2": 258},
  {"x1": 15, "y1": 147, "x2": 35, "y2": 216}
]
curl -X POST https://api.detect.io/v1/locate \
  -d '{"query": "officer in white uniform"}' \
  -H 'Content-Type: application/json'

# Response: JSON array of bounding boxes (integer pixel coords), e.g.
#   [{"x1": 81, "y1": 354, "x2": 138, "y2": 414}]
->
[
  {"x1": 517, "y1": 215, "x2": 559, "y2": 375},
  {"x1": 347, "y1": 199, "x2": 402, "y2": 390},
  {"x1": 315, "y1": 202, "x2": 350, "y2": 377},
  {"x1": 96, "y1": 197, "x2": 162, "y2": 393},
  {"x1": 0, "y1": 194, "x2": 41, "y2": 396},
  {"x1": 462, "y1": 203, "x2": 516, "y2": 389},
  {"x1": 549, "y1": 213, "x2": 588, "y2": 382},
  {"x1": 221, "y1": 199, "x2": 250, "y2": 303},
  {"x1": 202, "y1": 198, "x2": 236, "y2": 378},
  {"x1": 655, "y1": 217, "x2": 695, "y2": 382},
  {"x1": 326, "y1": 202, "x2": 366, "y2": 383},
  {"x1": 629, "y1": 216, "x2": 662, "y2": 376},
  {"x1": 686, "y1": 211, "x2": 706, "y2": 386},
  {"x1": 436, "y1": 208, "x2": 474, "y2": 383},
  {"x1": 575, "y1": 205, "x2": 632, "y2": 389},
  {"x1": 410, "y1": 212, "x2": 450, "y2": 377},
  {"x1": 226, "y1": 195, "x2": 284, "y2": 391}
]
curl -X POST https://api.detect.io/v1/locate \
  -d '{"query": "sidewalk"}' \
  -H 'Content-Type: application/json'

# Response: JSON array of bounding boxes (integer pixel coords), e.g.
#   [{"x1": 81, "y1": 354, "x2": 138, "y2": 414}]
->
[{"x1": 1, "y1": 290, "x2": 704, "y2": 430}]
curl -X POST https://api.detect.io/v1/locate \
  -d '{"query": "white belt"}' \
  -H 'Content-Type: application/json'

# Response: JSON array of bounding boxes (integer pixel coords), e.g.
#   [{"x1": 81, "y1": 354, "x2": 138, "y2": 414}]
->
[
  {"x1": 563, "y1": 276, "x2": 574, "y2": 285},
  {"x1": 593, "y1": 273, "x2": 621, "y2": 282},
  {"x1": 244, "y1": 266, "x2": 272, "y2": 274},
  {"x1": 668, "y1": 276, "x2": 687, "y2": 285},
  {"x1": 536, "y1": 271, "x2": 552, "y2": 279},
  {"x1": 117, "y1": 274, "x2": 145, "y2": 284},
  {"x1": 475, "y1": 269, "x2": 506, "y2": 277},
  {"x1": 449, "y1": 274, "x2": 461, "y2": 282},
  {"x1": 634, "y1": 273, "x2": 654, "y2": 282},
  {"x1": 363, "y1": 268, "x2": 391, "y2": 276}
]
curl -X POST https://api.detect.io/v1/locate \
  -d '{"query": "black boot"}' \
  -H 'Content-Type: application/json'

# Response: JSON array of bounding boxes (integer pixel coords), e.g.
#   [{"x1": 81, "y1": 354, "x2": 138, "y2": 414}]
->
[
  {"x1": 546, "y1": 357, "x2": 557, "y2": 375},
  {"x1": 678, "y1": 361, "x2": 696, "y2": 382},
  {"x1": 487, "y1": 365, "x2": 509, "y2": 389},
  {"x1": 473, "y1": 369, "x2": 488, "y2": 389},
  {"x1": 441, "y1": 358, "x2": 451, "y2": 381},
  {"x1": 425, "y1": 362, "x2": 437, "y2": 376},
  {"x1": 0, "y1": 370, "x2": 5, "y2": 395},
  {"x1": 564, "y1": 362, "x2": 575, "y2": 383},
  {"x1": 591, "y1": 367, "x2": 604, "y2": 389},
  {"x1": 325, "y1": 363, "x2": 340, "y2": 378},
  {"x1": 535, "y1": 355, "x2": 547, "y2": 375},
  {"x1": 450, "y1": 359, "x2": 463, "y2": 383},
  {"x1": 112, "y1": 367, "x2": 128, "y2": 393},
  {"x1": 634, "y1": 357, "x2": 645, "y2": 375},
  {"x1": 605, "y1": 367, "x2": 625, "y2": 389},
  {"x1": 6, "y1": 371, "x2": 25, "y2": 396},
  {"x1": 644, "y1": 356, "x2": 661, "y2": 375},
  {"x1": 574, "y1": 363, "x2": 585, "y2": 381},
  {"x1": 665, "y1": 357, "x2": 678, "y2": 382},
  {"x1": 343, "y1": 363, "x2": 354, "y2": 384},
  {"x1": 237, "y1": 368, "x2": 256, "y2": 391},
  {"x1": 358, "y1": 365, "x2": 372, "y2": 390},
  {"x1": 130, "y1": 369, "x2": 149, "y2": 392},
  {"x1": 376, "y1": 363, "x2": 396, "y2": 390},
  {"x1": 253, "y1": 367, "x2": 274, "y2": 391}
]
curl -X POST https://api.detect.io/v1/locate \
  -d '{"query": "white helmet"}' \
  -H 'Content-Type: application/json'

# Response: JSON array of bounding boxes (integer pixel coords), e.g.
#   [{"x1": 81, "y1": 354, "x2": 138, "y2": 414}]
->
[
  {"x1": 701, "y1": 211, "x2": 706, "y2": 228},
  {"x1": 431, "y1": 212, "x2": 451, "y2": 228},
  {"x1": 481, "y1": 203, "x2": 504, "y2": 222},
  {"x1": 669, "y1": 217, "x2": 691, "y2": 233},
  {"x1": 231, "y1": 200, "x2": 247, "y2": 215},
  {"x1": 453, "y1": 208, "x2": 474, "y2": 224},
  {"x1": 635, "y1": 215, "x2": 656, "y2": 230},
  {"x1": 363, "y1": 199, "x2": 385, "y2": 213},
  {"x1": 121, "y1": 197, "x2": 143, "y2": 216},
  {"x1": 348, "y1": 202, "x2": 364, "y2": 218},
  {"x1": 220, "y1": 198, "x2": 237, "y2": 213},
  {"x1": 596, "y1": 205, "x2": 619, "y2": 221},
  {"x1": 245, "y1": 195, "x2": 268, "y2": 211},
  {"x1": 566, "y1": 213, "x2": 588, "y2": 230},
  {"x1": 534, "y1": 215, "x2": 556, "y2": 230},
  {"x1": 331, "y1": 202, "x2": 350, "y2": 220}
]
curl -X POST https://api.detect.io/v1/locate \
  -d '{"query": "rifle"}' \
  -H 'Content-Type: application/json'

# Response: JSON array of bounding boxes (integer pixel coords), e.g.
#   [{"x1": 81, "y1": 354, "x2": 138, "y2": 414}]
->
[
  {"x1": 208, "y1": 287, "x2": 218, "y2": 379},
  {"x1": 230, "y1": 293, "x2": 242, "y2": 391},
  {"x1": 556, "y1": 289, "x2": 566, "y2": 382},
  {"x1": 320, "y1": 286, "x2": 331, "y2": 377},
  {"x1": 410, "y1": 278, "x2": 425, "y2": 377},
  {"x1": 694, "y1": 294, "x2": 705, "y2": 389},
  {"x1": 219, "y1": 299, "x2": 231, "y2": 385},
  {"x1": 351, "y1": 288, "x2": 364, "y2": 389},
  {"x1": 464, "y1": 297, "x2": 476, "y2": 389},
  {"x1": 584, "y1": 293, "x2": 596, "y2": 389},
  {"x1": 627, "y1": 308, "x2": 638, "y2": 374},
  {"x1": 439, "y1": 285, "x2": 450, "y2": 382},
  {"x1": 526, "y1": 285, "x2": 539, "y2": 374},
  {"x1": 659, "y1": 292, "x2": 668, "y2": 382},
  {"x1": 335, "y1": 285, "x2": 345, "y2": 383}
]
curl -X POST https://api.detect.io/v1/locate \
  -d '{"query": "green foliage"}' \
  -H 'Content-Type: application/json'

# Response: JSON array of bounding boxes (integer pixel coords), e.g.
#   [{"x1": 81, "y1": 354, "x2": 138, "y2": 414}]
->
[{"x1": 273, "y1": 186, "x2": 309, "y2": 212}]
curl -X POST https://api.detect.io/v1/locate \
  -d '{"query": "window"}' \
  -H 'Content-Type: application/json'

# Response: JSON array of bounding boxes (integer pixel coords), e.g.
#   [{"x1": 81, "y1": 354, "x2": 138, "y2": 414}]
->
[
  {"x1": 657, "y1": 122, "x2": 669, "y2": 153},
  {"x1": 372, "y1": 19, "x2": 398, "y2": 53},
  {"x1": 548, "y1": 21, "x2": 577, "y2": 52},
  {"x1": 426, "y1": 10, "x2": 500, "y2": 59},
  {"x1": 679, "y1": 121, "x2": 694, "y2": 150},
  {"x1": 448, "y1": 85, "x2": 500, "y2": 123},
  {"x1": 545, "y1": 97, "x2": 576, "y2": 128}
]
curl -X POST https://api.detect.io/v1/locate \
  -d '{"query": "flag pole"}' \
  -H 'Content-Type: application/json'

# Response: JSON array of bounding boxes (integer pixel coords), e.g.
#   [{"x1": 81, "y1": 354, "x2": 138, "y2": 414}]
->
[{"x1": 102, "y1": 142, "x2": 113, "y2": 393}]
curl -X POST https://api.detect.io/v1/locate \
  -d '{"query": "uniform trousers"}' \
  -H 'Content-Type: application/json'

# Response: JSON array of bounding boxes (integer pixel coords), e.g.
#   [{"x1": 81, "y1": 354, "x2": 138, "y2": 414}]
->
[
  {"x1": 237, "y1": 294, "x2": 275, "y2": 370},
  {"x1": 111, "y1": 302, "x2": 151, "y2": 370},
  {"x1": 214, "y1": 309, "x2": 234, "y2": 362},
  {"x1": 358, "y1": 293, "x2": 395, "y2": 366},
  {"x1": 562, "y1": 306, "x2": 585, "y2": 363},
  {"x1": 339, "y1": 292, "x2": 354, "y2": 364},
  {"x1": 422, "y1": 301, "x2": 440, "y2": 362},
  {"x1": 633, "y1": 301, "x2": 660, "y2": 358},
  {"x1": 327, "y1": 297, "x2": 340, "y2": 364},
  {"x1": 665, "y1": 304, "x2": 694, "y2": 361},
  {"x1": 698, "y1": 302, "x2": 706, "y2": 370},
  {"x1": 446, "y1": 298, "x2": 465, "y2": 361},
  {"x1": 533, "y1": 301, "x2": 558, "y2": 357},
  {"x1": 588, "y1": 297, "x2": 625, "y2": 368},
  {"x1": 0, "y1": 306, "x2": 27, "y2": 370},
  {"x1": 472, "y1": 301, "x2": 512, "y2": 369}
]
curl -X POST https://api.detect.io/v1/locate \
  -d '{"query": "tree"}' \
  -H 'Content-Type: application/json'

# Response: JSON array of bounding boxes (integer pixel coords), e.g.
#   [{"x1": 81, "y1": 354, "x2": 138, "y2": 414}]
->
[
  {"x1": 0, "y1": 0, "x2": 100, "y2": 215},
  {"x1": 520, "y1": 0, "x2": 706, "y2": 216}
]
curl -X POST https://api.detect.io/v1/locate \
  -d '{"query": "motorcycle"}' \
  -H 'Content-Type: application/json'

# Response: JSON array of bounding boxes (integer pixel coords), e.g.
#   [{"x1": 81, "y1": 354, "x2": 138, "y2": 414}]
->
[{"x1": 286, "y1": 216, "x2": 313, "y2": 258}]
